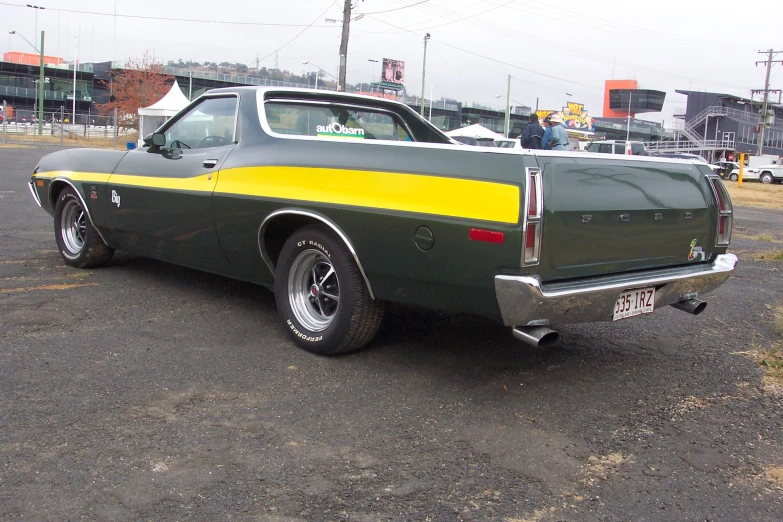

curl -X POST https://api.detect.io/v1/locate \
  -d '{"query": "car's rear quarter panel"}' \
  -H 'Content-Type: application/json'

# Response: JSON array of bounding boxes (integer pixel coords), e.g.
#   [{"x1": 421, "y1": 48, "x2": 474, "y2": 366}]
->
[{"x1": 213, "y1": 139, "x2": 535, "y2": 317}]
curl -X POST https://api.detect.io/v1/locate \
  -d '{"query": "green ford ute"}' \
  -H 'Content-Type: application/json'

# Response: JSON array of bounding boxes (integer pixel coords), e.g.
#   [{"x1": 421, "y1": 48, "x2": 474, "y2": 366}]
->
[{"x1": 28, "y1": 87, "x2": 737, "y2": 354}]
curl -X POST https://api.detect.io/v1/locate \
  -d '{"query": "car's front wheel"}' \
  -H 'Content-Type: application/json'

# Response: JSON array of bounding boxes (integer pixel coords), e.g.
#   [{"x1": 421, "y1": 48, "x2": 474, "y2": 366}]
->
[
  {"x1": 53, "y1": 187, "x2": 114, "y2": 268},
  {"x1": 760, "y1": 172, "x2": 774, "y2": 184},
  {"x1": 729, "y1": 173, "x2": 738, "y2": 182},
  {"x1": 274, "y1": 225, "x2": 383, "y2": 355}
]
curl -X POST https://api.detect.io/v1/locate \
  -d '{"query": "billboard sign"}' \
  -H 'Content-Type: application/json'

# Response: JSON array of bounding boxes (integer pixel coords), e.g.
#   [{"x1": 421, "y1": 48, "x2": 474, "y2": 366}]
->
[{"x1": 381, "y1": 58, "x2": 405, "y2": 85}]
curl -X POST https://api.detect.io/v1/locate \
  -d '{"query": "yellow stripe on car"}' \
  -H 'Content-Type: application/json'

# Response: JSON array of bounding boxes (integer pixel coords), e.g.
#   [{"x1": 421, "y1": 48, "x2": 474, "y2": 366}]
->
[
  {"x1": 33, "y1": 171, "x2": 111, "y2": 183},
  {"x1": 218, "y1": 166, "x2": 520, "y2": 224},
  {"x1": 35, "y1": 166, "x2": 521, "y2": 224}
]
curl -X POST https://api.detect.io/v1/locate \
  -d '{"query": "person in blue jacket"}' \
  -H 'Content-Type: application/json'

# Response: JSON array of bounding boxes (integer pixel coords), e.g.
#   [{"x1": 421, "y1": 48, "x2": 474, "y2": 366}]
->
[{"x1": 540, "y1": 117, "x2": 552, "y2": 150}]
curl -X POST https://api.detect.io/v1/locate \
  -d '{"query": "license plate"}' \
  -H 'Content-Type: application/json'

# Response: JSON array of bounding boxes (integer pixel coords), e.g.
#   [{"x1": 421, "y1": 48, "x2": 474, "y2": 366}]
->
[{"x1": 613, "y1": 287, "x2": 655, "y2": 321}]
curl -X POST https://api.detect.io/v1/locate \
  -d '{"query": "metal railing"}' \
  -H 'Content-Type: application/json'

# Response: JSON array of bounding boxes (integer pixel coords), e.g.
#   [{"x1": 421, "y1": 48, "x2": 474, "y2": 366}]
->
[
  {"x1": 645, "y1": 139, "x2": 735, "y2": 152},
  {"x1": 1, "y1": 108, "x2": 133, "y2": 148}
]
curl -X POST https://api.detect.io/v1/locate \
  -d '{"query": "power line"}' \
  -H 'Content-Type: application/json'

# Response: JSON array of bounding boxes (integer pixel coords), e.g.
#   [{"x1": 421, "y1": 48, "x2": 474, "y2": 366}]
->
[
  {"x1": 379, "y1": 0, "x2": 754, "y2": 92},
  {"x1": 360, "y1": 0, "x2": 431, "y2": 15},
  {"x1": 257, "y1": 2, "x2": 337, "y2": 64},
  {"x1": 368, "y1": 15, "x2": 602, "y2": 91},
  {"x1": 0, "y1": 1, "x2": 339, "y2": 27}
]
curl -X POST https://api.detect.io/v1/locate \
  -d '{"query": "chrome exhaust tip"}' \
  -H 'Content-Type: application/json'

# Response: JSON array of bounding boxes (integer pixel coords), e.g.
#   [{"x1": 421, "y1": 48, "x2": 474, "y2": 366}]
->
[
  {"x1": 512, "y1": 326, "x2": 560, "y2": 349},
  {"x1": 671, "y1": 298, "x2": 707, "y2": 316}
]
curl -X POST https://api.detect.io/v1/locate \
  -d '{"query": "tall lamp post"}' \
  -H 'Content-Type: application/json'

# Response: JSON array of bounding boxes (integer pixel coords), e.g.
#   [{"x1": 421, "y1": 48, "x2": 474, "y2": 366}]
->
[
  {"x1": 495, "y1": 76, "x2": 512, "y2": 138},
  {"x1": 27, "y1": 4, "x2": 45, "y2": 40},
  {"x1": 302, "y1": 61, "x2": 318, "y2": 90},
  {"x1": 9, "y1": 29, "x2": 44, "y2": 135},
  {"x1": 368, "y1": 59, "x2": 378, "y2": 92},
  {"x1": 420, "y1": 33, "x2": 431, "y2": 116},
  {"x1": 625, "y1": 91, "x2": 633, "y2": 143}
]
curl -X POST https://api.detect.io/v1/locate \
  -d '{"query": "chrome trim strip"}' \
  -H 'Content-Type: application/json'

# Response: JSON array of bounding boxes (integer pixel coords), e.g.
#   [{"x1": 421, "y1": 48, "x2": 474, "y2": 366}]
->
[
  {"x1": 260, "y1": 98, "x2": 417, "y2": 145},
  {"x1": 48, "y1": 178, "x2": 110, "y2": 246},
  {"x1": 707, "y1": 176, "x2": 732, "y2": 246},
  {"x1": 257, "y1": 208, "x2": 375, "y2": 300},
  {"x1": 27, "y1": 180, "x2": 42, "y2": 207},
  {"x1": 495, "y1": 254, "x2": 737, "y2": 327},
  {"x1": 521, "y1": 167, "x2": 542, "y2": 266}
]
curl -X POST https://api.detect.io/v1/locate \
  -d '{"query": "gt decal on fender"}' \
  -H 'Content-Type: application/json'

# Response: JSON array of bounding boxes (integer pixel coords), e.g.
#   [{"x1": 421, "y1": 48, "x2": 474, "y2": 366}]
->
[{"x1": 111, "y1": 190, "x2": 121, "y2": 207}]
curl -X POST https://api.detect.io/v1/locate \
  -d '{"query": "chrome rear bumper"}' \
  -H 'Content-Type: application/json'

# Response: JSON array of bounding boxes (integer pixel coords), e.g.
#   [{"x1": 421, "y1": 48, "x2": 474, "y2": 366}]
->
[{"x1": 494, "y1": 254, "x2": 737, "y2": 327}]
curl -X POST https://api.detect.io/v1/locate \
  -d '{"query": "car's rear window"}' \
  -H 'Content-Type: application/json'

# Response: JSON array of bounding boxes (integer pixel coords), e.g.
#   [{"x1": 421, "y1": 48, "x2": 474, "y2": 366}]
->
[
  {"x1": 631, "y1": 143, "x2": 646, "y2": 155},
  {"x1": 264, "y1": 102, "x2": 412, "y2": 142}
]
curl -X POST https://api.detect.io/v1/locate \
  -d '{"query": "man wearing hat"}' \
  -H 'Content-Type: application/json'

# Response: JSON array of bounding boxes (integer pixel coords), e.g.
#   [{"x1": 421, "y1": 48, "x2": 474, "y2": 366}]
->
[
  {"x1": 540, "y1": 117, "x2": 552, "y2": 150},
  {"x1": 547, "y1": 114, "x2": 569, "y2": 151}
]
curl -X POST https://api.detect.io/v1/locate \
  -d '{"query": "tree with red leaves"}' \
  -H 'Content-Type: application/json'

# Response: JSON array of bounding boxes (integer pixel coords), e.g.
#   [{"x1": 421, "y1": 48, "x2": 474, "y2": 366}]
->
[{"x1": 99, "y1": 52, "x2": 171, "y2": 128}]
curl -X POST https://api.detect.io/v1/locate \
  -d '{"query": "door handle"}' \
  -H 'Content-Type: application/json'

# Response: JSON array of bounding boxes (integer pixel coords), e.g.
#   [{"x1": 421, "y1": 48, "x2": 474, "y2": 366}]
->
[{"x1": 203, "y1": 159, "x2": 218, "y2": 169}]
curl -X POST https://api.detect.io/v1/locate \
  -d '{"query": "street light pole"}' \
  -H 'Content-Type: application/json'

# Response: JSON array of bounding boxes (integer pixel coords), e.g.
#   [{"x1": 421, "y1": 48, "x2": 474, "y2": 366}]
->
[
  {"x1": 27, "y1": 4, "x2": 45, "y2": 43},
  {"x1": 368, "y1": 59, "x2": 378, "y2": 92},
  {"x1": 420, "y1": 33, "x2": 430, "y2": 116},
  {"x1": 504, "y1": 74, "x2": 511, "y2": 137},
  {"x1": 625, "y1": 91, "x2": 632, "y2": 144},
  {"x1": 38, "y1": 30, "x2": 44, "y2": 136}
]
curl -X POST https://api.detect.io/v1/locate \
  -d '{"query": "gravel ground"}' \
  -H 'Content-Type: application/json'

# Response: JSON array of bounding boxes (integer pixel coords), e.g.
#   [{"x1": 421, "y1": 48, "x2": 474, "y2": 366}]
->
[{"x1": 1, "y1": 146, "x2": 782, "y2": 521}]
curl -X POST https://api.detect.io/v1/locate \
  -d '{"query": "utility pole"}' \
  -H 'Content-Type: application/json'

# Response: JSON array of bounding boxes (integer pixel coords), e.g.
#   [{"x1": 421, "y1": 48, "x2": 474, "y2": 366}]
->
[
  {"x1": 337, "y1": 0, "x2": 352, "y2": 92},
  {"x1": 38, "y1": 30, "x2": 44, "y2": 136},
  {"x1": 755, "y1": 49, "x2": 783, "y2": 156},
  {"x1": 420, "y1": 33, "x2": 431, "y2": 116},
  {"x1": 504, "y1": 75, "x2": 511, "y2": 137}
]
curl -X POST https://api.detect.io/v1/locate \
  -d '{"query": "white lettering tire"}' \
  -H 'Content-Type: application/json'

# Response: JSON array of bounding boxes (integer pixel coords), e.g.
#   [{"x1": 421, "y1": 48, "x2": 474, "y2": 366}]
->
[
  {"x1": 274, "y1": 225, "x2": 383, "y2": 355},
  {"x1": 53, "y1": 187, "x2": 114, "y2": 268}
]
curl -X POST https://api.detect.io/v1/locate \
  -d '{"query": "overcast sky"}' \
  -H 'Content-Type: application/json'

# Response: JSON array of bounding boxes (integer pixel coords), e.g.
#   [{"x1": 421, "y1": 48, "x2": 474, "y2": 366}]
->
[{"x1": 3, "y1": 0, "x2": 782, "y2": 124}]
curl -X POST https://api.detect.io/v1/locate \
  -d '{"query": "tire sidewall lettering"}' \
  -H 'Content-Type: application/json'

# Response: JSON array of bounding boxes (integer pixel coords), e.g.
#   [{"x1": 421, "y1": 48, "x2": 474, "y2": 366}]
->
[
  {"x1": 286, "y1": 319, "x2": 323, "y2": 343},
  {"x1": 296, "y1": 239, "x2": 331, "y2": 259}
]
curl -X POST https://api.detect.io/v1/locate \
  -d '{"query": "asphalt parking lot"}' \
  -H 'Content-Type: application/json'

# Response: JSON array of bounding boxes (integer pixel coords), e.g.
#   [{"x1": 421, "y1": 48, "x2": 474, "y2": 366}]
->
[{"x1": 1, "y1": 145, "x2": 782, "y2": 521}]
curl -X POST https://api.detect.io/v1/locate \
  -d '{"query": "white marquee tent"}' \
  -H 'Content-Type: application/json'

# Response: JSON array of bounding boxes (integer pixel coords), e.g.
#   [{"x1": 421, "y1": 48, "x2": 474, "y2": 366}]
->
[
  {"x1": 445, "y1": 123, "x2": 505, "y2": 141},
  {"x1": 137, "y1": 80, "x2": 190, "y2": 143}
]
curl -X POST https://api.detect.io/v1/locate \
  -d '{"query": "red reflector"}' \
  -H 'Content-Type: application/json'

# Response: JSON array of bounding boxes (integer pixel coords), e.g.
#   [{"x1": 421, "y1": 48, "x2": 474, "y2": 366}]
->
[
  {"x1": 36, "y1": 180, "x2": 44, "y2": 186},
  {"x1": 719, "y1": 216, "x2": 725, "y2": 235},
  {"x1": 528, "y1": 176, "x2": 537, "y2": 217},
  {"x1": 469, "y1": 228, "x2": 504, "y2": 244},
  {"x1": 525, "y1": 223, "x2": 536, "y2": 248}
]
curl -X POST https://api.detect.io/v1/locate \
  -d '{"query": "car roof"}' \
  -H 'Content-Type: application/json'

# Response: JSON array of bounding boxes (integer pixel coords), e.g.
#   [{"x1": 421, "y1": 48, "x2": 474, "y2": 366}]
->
[{"x1": 202, "y1": 86, "x2": 414, "y2": 112}]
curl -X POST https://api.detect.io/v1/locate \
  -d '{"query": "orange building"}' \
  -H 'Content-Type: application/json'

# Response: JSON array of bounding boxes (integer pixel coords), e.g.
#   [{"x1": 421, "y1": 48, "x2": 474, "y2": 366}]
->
[
  {"x1": 603, "y1": 79, "x2": 665, "y2": 118},
  {"x1": 3, "y1": 52, "x2": 64, "y2": 67}
]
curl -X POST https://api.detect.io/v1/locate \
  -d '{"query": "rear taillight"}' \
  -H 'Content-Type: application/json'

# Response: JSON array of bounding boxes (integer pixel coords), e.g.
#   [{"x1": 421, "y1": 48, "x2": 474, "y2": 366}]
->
[
  {"x1": 708, "y1": 177, "x2": 732, "y2": 245},
  {"x1": 522, "y1": 168, "x2": 542, "y2": 265}
]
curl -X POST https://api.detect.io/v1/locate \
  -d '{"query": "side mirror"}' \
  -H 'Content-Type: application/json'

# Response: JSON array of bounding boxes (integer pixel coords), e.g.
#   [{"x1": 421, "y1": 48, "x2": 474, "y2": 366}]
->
[{"x1": 152, "y1": 132, "x2": 166, "y2": 146}]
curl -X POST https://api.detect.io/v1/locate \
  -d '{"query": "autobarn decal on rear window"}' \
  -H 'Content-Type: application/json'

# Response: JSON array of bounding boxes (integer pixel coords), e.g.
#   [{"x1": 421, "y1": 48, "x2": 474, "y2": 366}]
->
[{"x1": 316, "y1": 122, "x2": 365, "y2": 139}]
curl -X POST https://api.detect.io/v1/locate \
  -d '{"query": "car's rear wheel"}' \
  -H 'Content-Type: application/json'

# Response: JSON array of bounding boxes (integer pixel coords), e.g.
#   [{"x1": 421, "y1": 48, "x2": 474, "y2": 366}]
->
[
  {"x1": 729, "y1": 173, "x2": 738, "y2": 181},
  {"x1": 274, "y1": 225, "x2": 383, "y2": 355},
  {"x1": 760, "y1": 172, "x2": 774, "y2": 184},
  {"x1": 54, "y1": 187, "x2": 114, "y2": 268}
]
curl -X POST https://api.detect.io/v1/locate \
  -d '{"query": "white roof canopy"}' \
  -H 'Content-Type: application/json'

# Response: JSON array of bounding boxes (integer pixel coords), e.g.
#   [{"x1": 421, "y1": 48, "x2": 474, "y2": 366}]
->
[
  {"x1": 446, "y1": 123, "x2": 505, "y2": 140},
  {"x1": 138, "y1": 80, "x2": 190, "y2": 117}
]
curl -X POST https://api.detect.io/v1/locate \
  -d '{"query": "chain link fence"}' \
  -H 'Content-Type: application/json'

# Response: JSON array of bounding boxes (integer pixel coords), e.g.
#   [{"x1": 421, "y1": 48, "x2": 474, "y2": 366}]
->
[{"x1": 1, "y1": 104, "x2": 137, "y2": 149}]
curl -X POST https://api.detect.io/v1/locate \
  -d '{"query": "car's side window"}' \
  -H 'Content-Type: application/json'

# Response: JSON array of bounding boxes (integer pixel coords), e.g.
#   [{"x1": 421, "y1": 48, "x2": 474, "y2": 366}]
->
[
  {"x1": 598, "y1": 144, "x2": 612, "y2": 154},
  {"x1": 162, "y1": 96, "x2": 237, "y2": 150},
  {"x1": 264, "y1": 102, "x2": 413, "y2": 142},
  {"x1": 613, "y1": 144, "x2": 626, "y2": 155},
  {"x1": 631, "y1": 143, "x2": 645, "y2": 155}
]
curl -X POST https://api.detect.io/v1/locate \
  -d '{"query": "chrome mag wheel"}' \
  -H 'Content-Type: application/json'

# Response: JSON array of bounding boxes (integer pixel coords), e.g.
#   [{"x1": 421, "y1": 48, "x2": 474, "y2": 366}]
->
[
  {"x1": 60, "y1": 199, "x2": 86, "y2": 255},
  {"x1": 287, "y1": 249, "x2": 340, "y2": 332}
]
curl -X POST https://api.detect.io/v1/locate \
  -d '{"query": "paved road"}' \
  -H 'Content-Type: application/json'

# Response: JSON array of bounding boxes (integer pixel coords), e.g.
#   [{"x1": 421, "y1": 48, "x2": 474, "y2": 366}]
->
[{"x1": 2, "y1": 146, "x2": 782, "y2": 521}]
